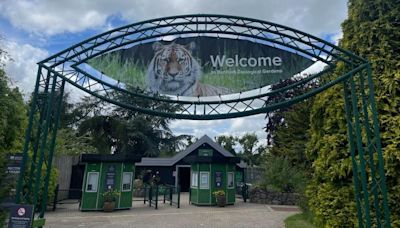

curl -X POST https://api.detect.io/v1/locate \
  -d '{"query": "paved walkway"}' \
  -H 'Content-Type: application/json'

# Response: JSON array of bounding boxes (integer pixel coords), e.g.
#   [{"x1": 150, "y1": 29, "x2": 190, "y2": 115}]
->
[{"x1": 44, "y1": 193, "x2": 299, "y2": 228}]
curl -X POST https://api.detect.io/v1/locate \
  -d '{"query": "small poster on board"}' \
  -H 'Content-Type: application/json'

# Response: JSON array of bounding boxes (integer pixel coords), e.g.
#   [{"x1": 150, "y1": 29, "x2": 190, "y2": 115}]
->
[
  {"x1": 8, "y1": 204, "x2": 34, "y2": 228},
  {"x1": 105, "y1": 165, "x2": 116, "y2": 190},
  {"x1": 215, "y1": 172, "x2": 222, "y2": 187}
]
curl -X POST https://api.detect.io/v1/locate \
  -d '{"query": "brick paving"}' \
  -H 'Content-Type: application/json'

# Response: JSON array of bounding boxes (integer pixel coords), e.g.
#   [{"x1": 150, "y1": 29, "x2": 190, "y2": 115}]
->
[{"x1": 44, "y1": 193, "x2": 299, "y2": 228}]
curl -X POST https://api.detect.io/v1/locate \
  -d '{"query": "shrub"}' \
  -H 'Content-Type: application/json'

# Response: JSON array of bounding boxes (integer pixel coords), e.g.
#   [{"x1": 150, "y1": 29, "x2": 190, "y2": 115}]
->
[{"x1": 262, "y1": 155, "x2": 306, "y2": 193}]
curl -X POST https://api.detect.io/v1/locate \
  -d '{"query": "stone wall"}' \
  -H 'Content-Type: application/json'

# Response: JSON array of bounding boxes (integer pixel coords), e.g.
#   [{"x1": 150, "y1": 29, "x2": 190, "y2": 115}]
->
[{"x1": 249, "y1": 187, "x2": 300, "y2": 205}]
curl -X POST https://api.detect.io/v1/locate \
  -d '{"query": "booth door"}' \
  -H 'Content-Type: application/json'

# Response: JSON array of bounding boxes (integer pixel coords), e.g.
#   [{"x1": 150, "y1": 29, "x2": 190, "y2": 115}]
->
[
  {"x1": 69, "y1": 164, "x2": 85, "y2": 199},
  {"x1": 178, "y1": 167, "x2": 190, "y2": 192}
]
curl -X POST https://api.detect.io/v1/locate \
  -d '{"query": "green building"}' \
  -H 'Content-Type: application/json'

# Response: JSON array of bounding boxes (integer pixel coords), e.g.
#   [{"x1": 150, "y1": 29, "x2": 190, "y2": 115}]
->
[
  {"x1": 189, "y1": 158, "x2": 239, "y2": 205},
  {"x1": 179, "y1": 137, "x2": 241, "y2": 206},
  {"x1": 78, "y1": 136, "x2": 244, "y2": 210},
  {"x1": 80, "y1": 154, "x2": 140, "y2": 211},
  {"x1": 135, "y1": 135, "x2": 245, "y2": 194}
]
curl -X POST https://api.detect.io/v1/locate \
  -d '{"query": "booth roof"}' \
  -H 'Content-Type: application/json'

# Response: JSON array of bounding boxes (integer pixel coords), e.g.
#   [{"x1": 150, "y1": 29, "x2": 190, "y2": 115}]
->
[
  {"x1": 81, "y1": 154, "x2": 141, "y2": 163},
  {"x1": 183, "y1": 156, "x2": 241, "y2": 164},
  {"x1": 136, "y1": 135, "x2": 235, "y2": 167}
]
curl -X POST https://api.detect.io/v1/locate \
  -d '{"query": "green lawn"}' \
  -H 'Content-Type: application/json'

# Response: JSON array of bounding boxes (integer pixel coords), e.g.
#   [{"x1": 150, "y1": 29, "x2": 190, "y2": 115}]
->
[{"x1": 285, "y1": 213, "x2": 316, "y2": 228}]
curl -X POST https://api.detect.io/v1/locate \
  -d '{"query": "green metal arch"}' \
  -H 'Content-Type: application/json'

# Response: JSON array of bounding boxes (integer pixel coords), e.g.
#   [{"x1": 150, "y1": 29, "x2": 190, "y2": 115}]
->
[
  {"x1": 36, "y1": 14, "x2": 368, "y2": 120},
  {"x1": 16, "y1": 14, "x2": 391, "y2": 227}
]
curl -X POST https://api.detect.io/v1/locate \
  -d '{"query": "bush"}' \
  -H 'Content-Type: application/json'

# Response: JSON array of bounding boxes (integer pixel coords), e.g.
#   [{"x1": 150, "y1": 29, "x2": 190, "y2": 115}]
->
[
  {"x1": 22, "y1": 160, "x2": 58, "y2": 210},
  {"x1": 261, "y1": 155, "x2": 306, "y2": 193}
]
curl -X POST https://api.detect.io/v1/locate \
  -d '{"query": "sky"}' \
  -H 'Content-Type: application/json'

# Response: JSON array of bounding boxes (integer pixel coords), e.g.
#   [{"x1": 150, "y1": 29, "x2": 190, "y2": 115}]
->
[{"x1": 0, "y1": 0, "x2": 348, "y2": 147}]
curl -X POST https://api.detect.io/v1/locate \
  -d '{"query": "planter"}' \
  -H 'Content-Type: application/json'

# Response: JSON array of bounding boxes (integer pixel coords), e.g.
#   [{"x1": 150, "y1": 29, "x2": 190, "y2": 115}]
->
[
  {"x1": 216, "y1": 195, "x2": 226, "y2": 207},
  {"x1": 103, "y1": 201, "x2": 116, "y2": 212}
]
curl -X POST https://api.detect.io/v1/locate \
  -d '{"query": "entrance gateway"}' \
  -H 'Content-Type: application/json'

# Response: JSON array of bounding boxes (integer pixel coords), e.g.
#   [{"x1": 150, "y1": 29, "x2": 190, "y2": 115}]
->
[{"x1": 15, "y1": 14, "x2": 390, "y2": 227}]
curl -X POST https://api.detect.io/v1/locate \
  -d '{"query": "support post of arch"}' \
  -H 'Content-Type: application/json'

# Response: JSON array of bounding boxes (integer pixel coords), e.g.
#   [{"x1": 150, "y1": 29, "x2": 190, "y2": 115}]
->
[
  {"x1": 15, "y1": 67, "x2": 65, "y2": 220},
  {"x1": 343, "y1": 64, "x2": 391, "y2": 227}
]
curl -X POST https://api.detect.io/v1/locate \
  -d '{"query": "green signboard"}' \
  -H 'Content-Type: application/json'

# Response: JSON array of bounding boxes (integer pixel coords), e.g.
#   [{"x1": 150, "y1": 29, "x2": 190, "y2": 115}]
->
[
  {"x1": 198, "y1": 149, "x2": 213, "y2": 157},
  {"x1": 235, "y1": 172, "x2": 243, "y2": 186},
  {"x1": 87, "y1": 37, "x2": 314, "y2": 97}
]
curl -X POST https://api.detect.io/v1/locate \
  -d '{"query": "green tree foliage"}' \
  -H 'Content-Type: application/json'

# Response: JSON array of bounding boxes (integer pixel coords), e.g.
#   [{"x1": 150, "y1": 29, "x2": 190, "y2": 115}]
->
[
  {"x1": 263, "y1": 100, "x2": 313, "y2": 211},
  {"x1": 238, "y1": 133, "x2": 260, "y2": 166},
  {"x1": 76, "y1": 88, "x2": 190, "y2": 157},
  {"x1": 0, "y1": 70, "x2": 27, "y2": 154},
  {"x1": 215, "y1": 135, "x2": 237, "y2": 155},
  {"x1": 56, "y1": 129, "x2": 96, "y2": 155},
  {"x1": 55, "y1": 93, "x2": 97, "y2": 155},
  {"x1": 265, "y1": 76, "x2": 318, "y2": 146},
  {"x1": 0, "y1": 50, "x2": 27, "y2": 224},
  {"x1": 306, "y1": 0, "x2": 400, "y2": 226},
  {"x1": 269, "y1": 100, "x2": 313, "y2": 171},
  {"x1": 262, "y1": 155, "x2": 306, "y2": 193}
]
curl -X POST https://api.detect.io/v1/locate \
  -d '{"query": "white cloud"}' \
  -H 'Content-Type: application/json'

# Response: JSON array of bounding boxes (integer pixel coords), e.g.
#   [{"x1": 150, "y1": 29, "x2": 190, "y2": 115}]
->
[
  {"x1": 1, "y1": 0, "x2": 347, "y2": 37},
  {"x1": 3, "y1": 40, "x2": 49, "y2": 97},
  {"x1": 170, "y1": 114, "x2": 267, "y2": 144},
  {"x1": 1, "y1": 0, "x2": 347, "y2": 143},
  {"x1": 332, "y1": 31, "x2": 344, "y2": 45},
  {"x1": 0, "y1": 1, "x2": 108, "y2": 36}
]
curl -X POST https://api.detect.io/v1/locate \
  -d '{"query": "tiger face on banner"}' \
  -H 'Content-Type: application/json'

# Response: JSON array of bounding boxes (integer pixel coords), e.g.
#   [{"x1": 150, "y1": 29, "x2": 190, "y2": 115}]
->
[{"x1": 146, "y1": 42, "x2": 230, "y2": 97}]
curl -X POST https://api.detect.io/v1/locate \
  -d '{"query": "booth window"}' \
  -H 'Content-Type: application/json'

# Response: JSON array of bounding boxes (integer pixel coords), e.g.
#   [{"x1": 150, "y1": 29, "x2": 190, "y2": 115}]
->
[
  {"x1": 191, "y1": 172, "x2": 198, "y2": 188},
  {"x1": 122, "y1": 172, "x2": 133, "y2": 191},
  {"x1": 227, "y1": 172, "x2": 234, "y2": 189},
  {"x1": 200, "y1": 172, "x2": 210, "y2": 189},
  {"x1": 86, "y1": 172, "x2": 99, "y2": 192}
]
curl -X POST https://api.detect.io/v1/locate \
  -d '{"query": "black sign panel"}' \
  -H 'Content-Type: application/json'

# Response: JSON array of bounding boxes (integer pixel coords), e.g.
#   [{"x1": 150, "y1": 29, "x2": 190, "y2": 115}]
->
[
  {"x1": 215, "y1": 172, "x2": 222, "y2": 187},
  {"x1": 105, "y1": 165, "x2": 116, "y2": 190},
  {"x1": 8, "y1": 204, "x2": 34, "y2": 228},
  {"x1": 6, "y1": 154, "x2": 22, "y2": 174},
  {"x1": 4, "y1": 154, "x2": 23, "y2": 203}
]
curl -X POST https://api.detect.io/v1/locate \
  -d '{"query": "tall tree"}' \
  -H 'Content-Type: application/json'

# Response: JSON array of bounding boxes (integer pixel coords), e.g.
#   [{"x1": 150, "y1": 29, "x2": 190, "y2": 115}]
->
[
  {"x1": 306, "y1": 0, "x2": 400, "y2": 226},
  {"x1": 238, "y1": 133, "x2": 260, "y2": 166},
  {"x1": 269, "y1": 100, "x2": 313, "y2": 171},
  {"x1": 265, "y1": 76, "x2": 318, "y2": 146},
  {"x1": 54, "y1": 93, "x2": 97, "y2": 155},
  {"x1": 76, "y1": 87, "x2": 189, "y2": 157},
  {"x1": 215, "y1": 135, "x2": 237, "y2": 155},
  {"x1": 0, "y1": 48, "x2": 27, "y2": 224}
]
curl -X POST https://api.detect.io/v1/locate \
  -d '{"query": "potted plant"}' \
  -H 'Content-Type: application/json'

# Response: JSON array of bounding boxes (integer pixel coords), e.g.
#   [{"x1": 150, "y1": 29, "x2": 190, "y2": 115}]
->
[
  {"x1": 103, "y1": 189, "x2": 120, "y2": 212},
  {"x1": 213, "y1": 190, "x2": 226, "y2": 207}
]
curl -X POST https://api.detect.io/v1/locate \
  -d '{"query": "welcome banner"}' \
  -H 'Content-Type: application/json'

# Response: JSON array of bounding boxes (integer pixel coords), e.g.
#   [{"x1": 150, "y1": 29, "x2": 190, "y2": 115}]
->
[{"x1": 88, "y1": 37, "x2": 314, "y2": 97}]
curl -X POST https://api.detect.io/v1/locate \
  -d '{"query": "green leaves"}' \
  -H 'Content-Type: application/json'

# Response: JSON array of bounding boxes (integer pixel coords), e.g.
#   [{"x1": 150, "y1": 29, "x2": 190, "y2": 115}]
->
[
  {"x1": 0, "y1": 69, "x2": 27, "y2": 154},
  {"x1": 0, "y1": 61, "x2": 28, "y2": 225},
  {"x1": 215, "y1": 135, "x2": 237, "y2": 155},
  {"x1": 262, "y1": 155, "x2": 306, "y2": 193},
  {"x1": 306, "y1": 0, "x2": 400, "y2": 226}
]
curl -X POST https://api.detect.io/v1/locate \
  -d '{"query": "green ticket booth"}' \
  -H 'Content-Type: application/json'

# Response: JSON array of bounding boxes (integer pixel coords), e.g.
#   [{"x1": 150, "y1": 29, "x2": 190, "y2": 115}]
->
[
  {"x1": 80, "y1": 154, "x2": 140, "y2": 211},
  {"x1": 188, "y1": 156, "x2": 240, "y2": 206}
]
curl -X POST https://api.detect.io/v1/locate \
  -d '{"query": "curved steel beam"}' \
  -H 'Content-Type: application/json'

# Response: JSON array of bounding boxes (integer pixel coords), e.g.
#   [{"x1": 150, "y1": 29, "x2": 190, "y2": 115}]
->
[{"x1": 37, "y1": 14, "x2": 367, "y2": 120}]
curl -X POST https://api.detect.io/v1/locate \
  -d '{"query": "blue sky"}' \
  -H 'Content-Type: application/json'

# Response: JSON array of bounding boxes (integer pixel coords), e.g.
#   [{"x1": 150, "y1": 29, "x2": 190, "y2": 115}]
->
[{"x1": 0, "y1": 0, "x2": 347, "y2": 146}]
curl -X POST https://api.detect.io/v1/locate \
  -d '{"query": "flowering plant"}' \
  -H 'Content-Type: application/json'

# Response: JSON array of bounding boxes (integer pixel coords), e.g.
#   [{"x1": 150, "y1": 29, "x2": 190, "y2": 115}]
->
[
  {"x1": 103, "y1": 189, "x2": 120, "y2": 202},
  {"x1": 212, "y1": 190, "x2": 225, "y2": 197}
]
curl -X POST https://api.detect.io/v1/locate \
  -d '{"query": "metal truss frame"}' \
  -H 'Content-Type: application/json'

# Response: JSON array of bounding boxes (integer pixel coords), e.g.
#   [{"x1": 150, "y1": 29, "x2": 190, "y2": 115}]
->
[{"x1": 15, "y1": 14, "x2": 390, "y2": 227}]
